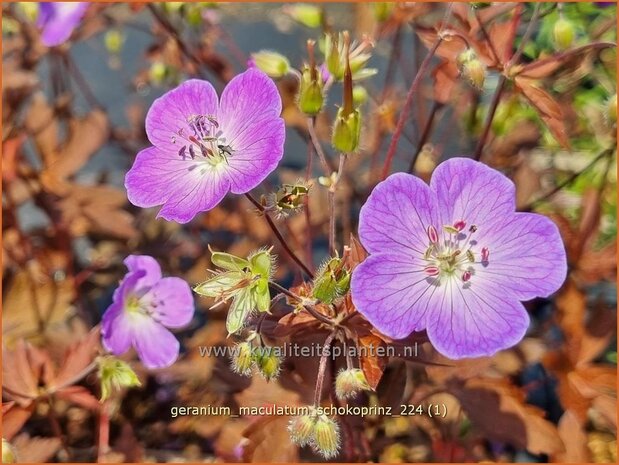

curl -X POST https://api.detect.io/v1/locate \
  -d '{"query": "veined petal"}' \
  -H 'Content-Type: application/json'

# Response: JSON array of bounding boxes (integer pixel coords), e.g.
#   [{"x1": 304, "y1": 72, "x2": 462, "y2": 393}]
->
[
  {"x1": 426, "y1": 278, "x2": 529, "y2": 359},
  {"x1": 101, "y1": 301, "x2": 132, "y2": 355},
  {"x1": 131, "y1": 316, "x2": 181, "y2": 369},
  {"x1": 145, "y1": 79, "x2": 219, "y2": 151},
  {"x1": 430, "y1": 157, "x2": 516, "y2": 234},
  {"x1": 474, "y1": 212, "x2": 567, "y2": 300},
  {"x1": 124, "y1": 255, "x2": 162, "y2": 290},
  {"x1": 144, "y1": 277, "x2": 195, "y2": 328},
  {"x1": 217, "y1": 69, "x2": 285, "y2": 194},
  {"x1": 156, "y1": 166, "x2": 231, "y2": 223},
  {"x1": 38, "y1": 2, "x2": 88, "y2": 47},
  {"x1": 358, "y1": 172, "x2": 438, "y2": 255},
  {"x1": 351, "y1": 253, "x2": 441, "y2": 338}
]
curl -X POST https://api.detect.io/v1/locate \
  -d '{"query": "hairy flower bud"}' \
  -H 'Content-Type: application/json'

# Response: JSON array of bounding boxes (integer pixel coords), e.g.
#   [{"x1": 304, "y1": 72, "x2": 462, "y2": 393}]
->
[
  {"x1": 2, "y1": 439, "x2": 15, "y2": 464},
  {"x1": 285, "y1": 4, "x2": 322, "y2": 28},
  {"x1": 104, "y1": 29, "x2": 124, "y2": 54},
  {"x1": 332, "y1": 107, "x2": 361, "y2": 152},
  {"x1": 335, "y1": 368, "x2": 371, "y2": 399},
  {"x1": 231, "y1": 341, "x2": 254, "y2": 376},
  {"x1": 312, "y1": 257, "x2": 351, "y2": 304},
  {"x1": 288, "y1": 414, "x2": 316, "y2": 446},
  {"x1": 149, "y1": 61, "x2": 168, "y2": 86},
  {"x1": 298, "y1": 40, "x2": 324, "y2": 115},
  {"x1": 250, "y1": 50, "x2": 291, "y2": 79},
  {"x1": 311, "y1": 415, "x2": 341, "y2": 459},
  {"x1": 272, "y1": 182, "x2": 310, "y2": 217},
  {"x1": 98, "y1": 356, "x2": 141, "y2": 402},
  {"x1": 457, "y1": 49, "x2": 485, "y2": 90},
  {"x1": 254, "y1": 347, "x2": 281, "y2": 381},
  {"x1": 352, "y1": 85, "x2": 368, "y2": 106},
  {"x1": 553, "y1": 16, "x2": 575, "y2": 50}
]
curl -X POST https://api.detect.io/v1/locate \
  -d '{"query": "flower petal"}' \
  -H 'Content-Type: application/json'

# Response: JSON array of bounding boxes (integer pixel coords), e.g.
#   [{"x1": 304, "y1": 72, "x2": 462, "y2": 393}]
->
[
  {"x1": 144, "y1": 277, "x2": 195, "y2": 328},
  {"x1": 225, "y1": 116, "x2": 285, "y2": 194},
  {"x1": 125, "y1": 147, "x2": 230, "y2": 223},
  {"x1": 358, "y1": 172, "x2": 438, "y2": 255},
  {"x1": 351, "y1": 253, "x2": 441, "y2": 338},
  {"x1": 101, "y1": 301, "x2": 132, "y2": 355},
  {"x1": 132, "y1": 317, "x2": 181, "y2": 369},
  {"x1": 124, "y1": 255, "x2": 162, "y2": 290},
  {"x1": 430, "y1": 157, "x2": 515, "y2": 233},
  {"x1": 156, "y1": 168, "x2": 231, "y2": 223},
  {"x1": 474, "y1": 212, "x2": 567, "y2": 300},
  {"x1": 426, "y1": 279, "x2": 530, "y2": 359},
  {"x1": 145, "y1": 79, "x2": 219, "y2": 151},
  {"x1": 38, "y1": 3, "x2": 88, "y2": 47},
  {"x1": 217, "y1": 69, "x2": 285, "y2": 194}
]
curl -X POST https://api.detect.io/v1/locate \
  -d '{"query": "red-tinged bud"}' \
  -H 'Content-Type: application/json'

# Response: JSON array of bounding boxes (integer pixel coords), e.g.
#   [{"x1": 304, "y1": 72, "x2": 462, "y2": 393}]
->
[
  {"x1": 454, "y1": 220, "x2": 466, "y2": 232},
  {"x1": 427, "y1": 225, "x2": 439, "y2": 244}
]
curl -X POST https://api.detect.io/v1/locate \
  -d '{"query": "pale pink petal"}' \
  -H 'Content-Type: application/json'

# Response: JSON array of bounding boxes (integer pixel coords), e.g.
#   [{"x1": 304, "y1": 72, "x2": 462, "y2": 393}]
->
[{"x1": 144, "y1": 277, "x2": 194, "y2": 328}]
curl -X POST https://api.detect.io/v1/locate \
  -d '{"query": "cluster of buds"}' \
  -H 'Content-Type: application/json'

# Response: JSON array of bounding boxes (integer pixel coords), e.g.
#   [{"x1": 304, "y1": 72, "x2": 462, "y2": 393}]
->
[
  {"x1": 334, "y1": 368, "x2": 371, "y2": 400},
  {"x1": 332, "y1": 32, "x2": 362, "y2": 153},
  {"x1": 231, "y1": 340, "x2": 282, "y2": 381},
  {"x1": 250, "y1": 50, "x2": 291, "y2": 79},
  {"x1": 194, "y1": 247, "x2": 274, "y2": 335},
  {"x1": 312, "y1": 256, "x2": 351, "y2": 305},
  {"x1": 298, "y1": 40, "x2": 325, "y2": 116},
  {"x1": 288, "y1": 409, "x2": 341, "y2": 459},
  {"x1": 97, "y1": 356, "x2": 141, "y2": 402},
  {"x1": 456, "y1": 48, "x2": 486, "y2": 90},
  {"x1": 324, "y1": 31, "x2": 376, "y2": 81}
]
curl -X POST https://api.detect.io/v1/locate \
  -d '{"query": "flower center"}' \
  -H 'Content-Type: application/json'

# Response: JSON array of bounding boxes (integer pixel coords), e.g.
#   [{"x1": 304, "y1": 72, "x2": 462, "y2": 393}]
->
[
  {"x1": 125, "y1": 295, "x2": 150, "y2": 316},
  {"x1": 171, "y1": 114, "x2": 234, "y2": 168},
  {"x1": 422, "y1": 221, "x2": 489, "y2": 286}
]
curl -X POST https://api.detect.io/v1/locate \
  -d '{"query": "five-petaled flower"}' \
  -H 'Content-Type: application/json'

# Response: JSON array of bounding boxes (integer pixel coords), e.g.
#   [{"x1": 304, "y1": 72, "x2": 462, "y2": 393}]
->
[
  {"x1": 125, "y1": 68, "x2": 285, "y2": 223},
  {"x1": 351, "y1": 158, "x2": 567, "y2": 359},
  {"x1": 37, "y1": 2, "x2": 88, "y2": 47},
  {"x1": 102, "y1": 255, "x2": 195, "y2": 369}
]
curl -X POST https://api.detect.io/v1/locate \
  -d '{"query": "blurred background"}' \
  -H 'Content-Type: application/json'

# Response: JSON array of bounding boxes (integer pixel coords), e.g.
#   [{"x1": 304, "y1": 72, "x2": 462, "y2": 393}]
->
[{"x1": 2, "y1": 2, "x2": 617, "y2": 463}]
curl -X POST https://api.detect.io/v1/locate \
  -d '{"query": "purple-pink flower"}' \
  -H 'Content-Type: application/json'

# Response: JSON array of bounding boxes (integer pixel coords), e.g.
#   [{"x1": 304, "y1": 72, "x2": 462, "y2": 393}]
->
[
  {"x1": 37, "y1": 2, "x2": 88, "y2": 47},
  {"x1": 351, "y1": 158, "x2": 567, "y2": 359},
  {"x1": 101, "y1": 255, "x2": 194, "y2": 369},
  {"x1": 125, "y1": 69, "x2": 285, "y2": 223}
]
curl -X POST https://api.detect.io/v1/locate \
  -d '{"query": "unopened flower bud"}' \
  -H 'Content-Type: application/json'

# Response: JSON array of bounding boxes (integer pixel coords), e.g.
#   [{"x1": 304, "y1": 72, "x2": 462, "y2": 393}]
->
[
  {"x1": 231, "y1": 341, "x2": 254, "y2": 376},
  {"x1": 288, "y1": 414, "x2": 316, "y2": 446},
  {"x1": 311, "y1": 415, "x2": 341, "y2": 459},
  {"x1": 298, "y1": 40, "x2": 324, "y2": 115},
  {"x1": 335, "y1": 368, "x2": 371, "y2": 399},
  {"x1": 606, "y1": 93, "x2": 616, "y2": 125},
  {"x1": 312, "y1": 257, "x2": 350, "y2": 305},
  {"x1": 104, "y1": 29, "x2": 124, "y2": 55},
  {"x1": 98, "y1": 356, "x2": 141, "y2": 402},
  {"x1": 456, "y1": 49, "x2": 486, "y2": 90},
  {"x1": 250, "y1": 50, "x2": 290, "y2": 79},
  {"x1": 2, "y1": 439, "x2": 15, "y2": 464},
  {"x1": 553, "y1": 17, "x2": 575, "y2": 50},
  {"x1": 149, "y1": 61, "x2": 168, "y2": 86},
  {"x1": 254, "y1": 347, "x2": 281, "y2": 381},
  {"x1": 332, "y1": 107, "x2": 361, "y2": 153},
  {"x1": 285, "y1": 4, "x2": 323, "y2": 28}
]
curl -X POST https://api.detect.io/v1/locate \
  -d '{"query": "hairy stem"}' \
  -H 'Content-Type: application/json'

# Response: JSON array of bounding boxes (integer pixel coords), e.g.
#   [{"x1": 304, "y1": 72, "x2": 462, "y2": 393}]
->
[
  {"x1": 313, "y1": 331, "x2": 338, "y2": 406},
  {"x1": 328, "y1": 154, "x2": 346, "y2": 255},
  {"x1": 245, "y1": 193, "x2": 314, "y2": 278},
  {"x1": 407, "y1": 101, "x2": 442, "y2": 173},
  {"x1": 473, "y1": 75, "x2": 507, "y2": 161},
  {"x1": 268, "y1": 281, "x2": 336, "y2": 327}
]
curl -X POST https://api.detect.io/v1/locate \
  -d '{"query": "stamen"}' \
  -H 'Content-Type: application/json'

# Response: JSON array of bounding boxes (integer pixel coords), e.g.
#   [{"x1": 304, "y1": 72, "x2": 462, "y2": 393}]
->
[
  {"x1": 462, "y1": 271, "x2": 471, "y2": 282},
  {"x1": 481, "y1": 247, "x2": 489, "y2": 262},
  {"x1": 469, "y1": 225, "x2": 478, "y2": 233},
  {"x1": 454, "y1": 220, "x2": 466, "y2": 232},
  {"x1": 424, "y1": 266, "x2": 440, "y2": 276},
  {"x1": 427, "y1": 225, "x2": 439, "y2": 244},
  {"x1": 466, "y1": 250, "x2": 475, "y2": 262}
]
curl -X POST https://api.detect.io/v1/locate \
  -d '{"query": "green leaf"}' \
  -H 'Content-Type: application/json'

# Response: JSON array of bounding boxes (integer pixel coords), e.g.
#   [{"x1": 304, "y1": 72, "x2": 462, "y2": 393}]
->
[
  {"x1": 194, "y1": 271, "x2": 243, "y2": 297},
  {"x1": 211, "y1": 251, "x2": 249, "y2": 271},
  {"x1": 253, "y1": 279, "x2": 271, "y2": 313},
  {"x1": 226, "y1": 288, "x2": 255, "y2": 335},
  {"x1": 249, "y1": 250, "x2": 272, "y2": 278}
]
